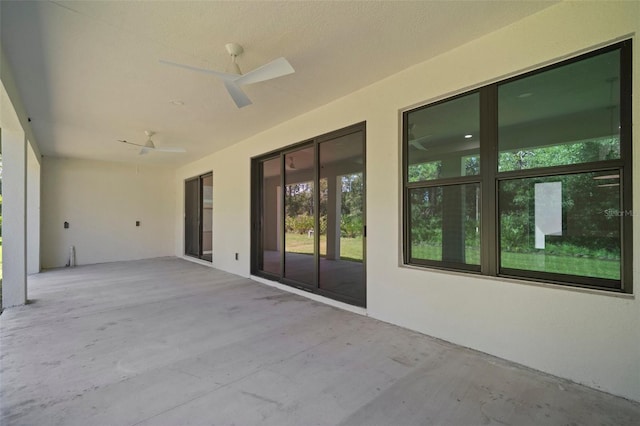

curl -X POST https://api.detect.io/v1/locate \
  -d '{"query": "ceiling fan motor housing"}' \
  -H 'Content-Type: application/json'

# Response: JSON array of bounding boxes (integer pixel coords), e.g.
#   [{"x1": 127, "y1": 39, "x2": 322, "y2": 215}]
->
[{"x1": 225, "y1": 43, "x2": 244, "y2": 57}]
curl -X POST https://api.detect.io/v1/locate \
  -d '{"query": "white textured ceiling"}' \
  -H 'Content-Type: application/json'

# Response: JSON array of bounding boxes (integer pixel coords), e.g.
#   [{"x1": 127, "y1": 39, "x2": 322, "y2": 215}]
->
[{"x1": 1, "y1": 1, "x2": 556, "y2": 166}]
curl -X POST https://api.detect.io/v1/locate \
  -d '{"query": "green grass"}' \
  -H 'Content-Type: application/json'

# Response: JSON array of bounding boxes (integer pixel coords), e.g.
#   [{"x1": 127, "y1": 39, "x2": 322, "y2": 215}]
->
[
  {"x1": 501, "y1": 251, "x2": 619, "y2": 280},
  {"x1": 285, "y1": 233, "x2": 363, "y2": 261},
  {"x1": 411, "y1": 243, "x2": 619, "y2": 279},
  {"x1": 411, "y1": 244, "x2": 480, "y2": 265}
]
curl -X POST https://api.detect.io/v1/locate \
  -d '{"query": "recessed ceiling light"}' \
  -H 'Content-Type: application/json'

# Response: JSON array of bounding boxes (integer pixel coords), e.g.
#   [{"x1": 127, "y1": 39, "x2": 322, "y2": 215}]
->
[
  {"x1": 517, "y1": 92, "x2": 533, "y2": 98},
  {"x1": 464, "y1": 134, "x2": 473, "y2": 139},
  {"x1": 169, "y1": 100, "x2": 185, "y2": 106}
]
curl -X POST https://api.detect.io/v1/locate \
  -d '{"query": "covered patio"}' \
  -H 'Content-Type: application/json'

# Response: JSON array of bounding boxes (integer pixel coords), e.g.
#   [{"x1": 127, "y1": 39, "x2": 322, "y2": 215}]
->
[{"x1": 1, "y1": 258, "x2": 638, "y2": 425}]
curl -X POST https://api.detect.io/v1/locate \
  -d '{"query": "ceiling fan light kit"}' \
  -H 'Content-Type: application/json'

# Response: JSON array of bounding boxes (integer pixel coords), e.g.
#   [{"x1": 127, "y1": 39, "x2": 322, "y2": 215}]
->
[{"x1": 160, "y1": 43, "x2": 295, "y2": 108}]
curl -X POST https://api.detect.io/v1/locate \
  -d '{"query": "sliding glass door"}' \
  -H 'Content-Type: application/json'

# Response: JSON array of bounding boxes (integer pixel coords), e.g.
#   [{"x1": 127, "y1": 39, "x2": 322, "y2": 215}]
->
[
  {"x1": 318, "y1": 133, "x2": 365, "y2": 302},
  {"x1": 284, "y1": 145, "x2": 316, "y2": 287},
  {"x1": 257, "y1": 157, "x2": 281, "y2": 275},
  {"x1": 185, "y1": 172, "x2": 213, "y2": 262},
  {"x1": 185, "y1": 178, "x2": 201, "y2": 258},
  {"x1": 252, "y1": 123, "x2": 366, "y2": 307}
]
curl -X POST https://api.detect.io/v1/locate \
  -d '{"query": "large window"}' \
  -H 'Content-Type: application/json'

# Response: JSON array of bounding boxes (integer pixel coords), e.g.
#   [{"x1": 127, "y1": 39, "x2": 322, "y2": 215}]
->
[{"x1": 403, "y1": 41, "x2": 632, "y2": 292}]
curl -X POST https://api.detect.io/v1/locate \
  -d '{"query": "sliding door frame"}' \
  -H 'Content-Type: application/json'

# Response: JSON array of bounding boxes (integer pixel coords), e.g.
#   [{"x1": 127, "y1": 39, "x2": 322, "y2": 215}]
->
[
  {"x1": 184, "y1": 171, "x2": 213, "y2": 262},
  {"x1": 279, "y1": 142, "x2": 317, "y2": 291},
  {"x1": 251, "y1": 122, "x2": 367, "y2": 307}
]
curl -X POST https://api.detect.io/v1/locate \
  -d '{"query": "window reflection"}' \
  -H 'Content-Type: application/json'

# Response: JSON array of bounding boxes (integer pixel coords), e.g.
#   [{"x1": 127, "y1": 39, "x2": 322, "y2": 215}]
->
[
  {"x1": 319, "y1": 132, "x2": 365, "y2": 301},
  {"x1": 407, "y1": 92, "x2": 480, "y2": 182},
  {"x1": 498, "y1": 50, "x2": 621, "y2": 171},
  {"x1": 284, "y1": 147, "x2": 315, "y2": 286}
]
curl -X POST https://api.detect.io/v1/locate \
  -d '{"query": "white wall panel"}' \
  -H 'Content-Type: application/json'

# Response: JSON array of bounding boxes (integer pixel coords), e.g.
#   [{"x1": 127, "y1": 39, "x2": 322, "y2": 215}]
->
[
  {"x1": 175, "y1": 2, "x2": 640, "y2": 400},
  {"x1": 42, "y1": 158, "x2": 175, "y2": 267}
]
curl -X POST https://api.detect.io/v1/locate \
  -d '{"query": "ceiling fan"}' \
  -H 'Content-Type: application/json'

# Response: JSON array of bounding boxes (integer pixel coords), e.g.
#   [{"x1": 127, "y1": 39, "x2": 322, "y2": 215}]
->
[
  {"x1": 160, "y1": 43, "x2": 295, "y2": 108},
  {"x1": 118, "y1": 131, "x2": 186, "y2": 155}
]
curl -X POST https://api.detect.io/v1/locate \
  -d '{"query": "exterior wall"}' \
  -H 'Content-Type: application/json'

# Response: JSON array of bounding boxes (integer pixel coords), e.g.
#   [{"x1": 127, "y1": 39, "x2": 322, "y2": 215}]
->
[
  {"x1": 175, "y1": 2, "x2": 640, "y2": 400},
  {"x1": 41, "y1": 157, "x2": 175, "y2": 268}
]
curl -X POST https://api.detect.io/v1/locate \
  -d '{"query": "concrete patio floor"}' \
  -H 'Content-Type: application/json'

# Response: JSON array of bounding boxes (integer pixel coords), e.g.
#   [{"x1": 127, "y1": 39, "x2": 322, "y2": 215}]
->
[{"x1": 1, "y1": 257, "x2": 639, "y2": 426}]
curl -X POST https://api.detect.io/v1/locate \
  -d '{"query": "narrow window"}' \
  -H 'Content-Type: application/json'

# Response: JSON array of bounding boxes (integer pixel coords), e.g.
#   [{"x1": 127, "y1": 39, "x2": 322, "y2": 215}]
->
[{"x1": 405, "y1": 92, "x2": 481, "y2": 271}]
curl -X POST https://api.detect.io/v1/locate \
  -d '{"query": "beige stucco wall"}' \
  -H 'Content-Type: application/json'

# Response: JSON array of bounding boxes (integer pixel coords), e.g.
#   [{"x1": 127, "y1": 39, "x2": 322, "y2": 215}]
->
[
  {"x1": 175, "y1": 2, "x2": 640, "y2": 400},
  {"x1": 41, "y1": 157, "x2": 175, "y2": 268}
]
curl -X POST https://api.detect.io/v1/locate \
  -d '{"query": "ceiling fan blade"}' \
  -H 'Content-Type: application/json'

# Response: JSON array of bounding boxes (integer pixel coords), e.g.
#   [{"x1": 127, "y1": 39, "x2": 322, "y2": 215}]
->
[
  {"x1": 120, "y1": 136, "x2": 184, "y2": 154},
  {"x1": 235, "y1": 57, "x2": 294, "y2": 86},
  {"x1": 409, "y1": 140, "x2": 428, "y2": 151},
  {"x1": 159, "y1": 60, "x2": 239, "y2": 81},
  {"x1": 118, "y1": 139, "x2": 145, "y2": 148},
  {"x1": 153, "y1": 147, "x2": 186, "y2": 153},
  {"x1": 223, "y1": 80, "x2": 252, "y2": 108}
]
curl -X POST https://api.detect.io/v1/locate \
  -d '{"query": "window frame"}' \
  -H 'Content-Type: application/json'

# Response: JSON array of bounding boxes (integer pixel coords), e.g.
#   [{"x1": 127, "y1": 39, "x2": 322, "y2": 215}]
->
[
  {"x1": 402, "y1": 40, "x2": 633, "y2": 293},
  {"x1": 403, "y1": 90, "x2": 483, "y2": 273},
  {"x1": 406, "y1": 183, "x2": 482, "y2": 273}
]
